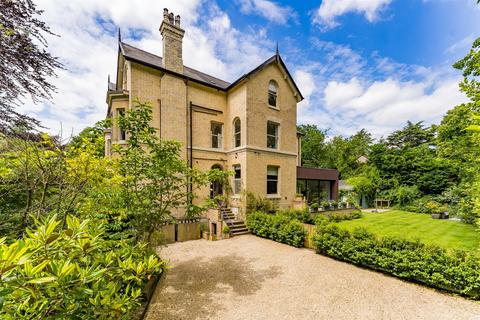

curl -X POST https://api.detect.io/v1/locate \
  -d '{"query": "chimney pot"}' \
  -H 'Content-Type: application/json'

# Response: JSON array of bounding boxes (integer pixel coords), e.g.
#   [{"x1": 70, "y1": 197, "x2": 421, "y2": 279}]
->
[
  {"x1": 163, "y1": 8, "x2": 169, "y2": 21},
  {"x1": 168, "y1": 12, "x2": 174, "y2": 24},
  {"x1": 175, "y1": 15, "x2": 181, "y2": 27}
]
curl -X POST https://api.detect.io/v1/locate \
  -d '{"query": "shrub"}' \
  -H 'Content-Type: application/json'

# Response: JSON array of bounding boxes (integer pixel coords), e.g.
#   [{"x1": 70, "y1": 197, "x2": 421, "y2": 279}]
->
[
  {"x1": 277, "y1": 208, "x2": 315, "y2": 224},
  {"x1": 245, "y1": 191, "x2": 277, "y2": 214},
  {"x1": 312, "y1": 223, "x2": 480, "y2": 299},
  {"x1": 223, "y1": 225, "x2": 230, "y2": 234},
  {"x1": 0, "y1": 215, "x2": 165, "y2": 318},
  {"x1": 390, "y1": 185, "x2": 421, "y2": 206},
  {"x1": 246, "y1": 211, "x2": 306, "y2": 247},
  {"x1": 323, "y1": 210, "x2": 363, "y2": 222},
  {"x1": 321, "y1": 201, "x2": 331, "y2": 209}
]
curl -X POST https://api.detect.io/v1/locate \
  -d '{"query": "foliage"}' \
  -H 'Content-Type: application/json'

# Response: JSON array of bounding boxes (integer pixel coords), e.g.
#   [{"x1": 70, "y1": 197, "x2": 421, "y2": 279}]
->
[
  {"x1": 246, "y1": 211, "x2": 306, "y2": 247},
  {"x1": 389, "y1": 185, "x2": 421, "y2": 206},
  {"x1": 298, "y1": 125, "x2": 372, "y2": 178},
  {"x1": 115, "y1": 101, "x2": 230, "y2": 242},
  {"x1": 222, "y1": 225, "x2": 230, "y2": 234},
  {"x1": 67, "y1": 121, "x2": 109, "y2": 158},
  {"x1": 0, "y1": 0, "x2": 62, "y2": 134},
  {"x1": 319, "y1": 210, "x2": 363, "y2": 223},
  {"x1": 0, "y1": 133, "x2": 115, "y2": 237},
  {"x1": 276, "y1": 207, "x2": 315, "y2": 224},
  {"x1": 0, "y1": 215, "x2": 165, "y2": 318},
  {"x1": 245, "y1": 191, "x2": 277, "y2": 214},
  {"x1": 313, "y1": 223, "x2": 480, "y2": 299}
]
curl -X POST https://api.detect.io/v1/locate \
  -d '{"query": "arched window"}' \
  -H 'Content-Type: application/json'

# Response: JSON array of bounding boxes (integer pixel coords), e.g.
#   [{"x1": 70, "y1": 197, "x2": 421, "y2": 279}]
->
[
  {"x1": 268, "y1": 80, "x2": 278, "y2": 107},
  {"x1": 233, "y1": 118, "x2": 241, "y2": 148}
]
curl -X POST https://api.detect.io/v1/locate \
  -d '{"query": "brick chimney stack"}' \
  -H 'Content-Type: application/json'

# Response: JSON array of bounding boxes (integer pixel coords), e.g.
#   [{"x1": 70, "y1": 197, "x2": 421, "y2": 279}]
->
[{"x1": 160, "y1": 8, "x2": 185, "y2": 73}]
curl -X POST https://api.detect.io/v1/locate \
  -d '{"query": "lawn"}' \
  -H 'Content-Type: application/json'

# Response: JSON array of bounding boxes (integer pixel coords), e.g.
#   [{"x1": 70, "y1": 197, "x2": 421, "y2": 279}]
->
[{"x1": 335, "y1": 210, "x2": 480, "y2": 252}]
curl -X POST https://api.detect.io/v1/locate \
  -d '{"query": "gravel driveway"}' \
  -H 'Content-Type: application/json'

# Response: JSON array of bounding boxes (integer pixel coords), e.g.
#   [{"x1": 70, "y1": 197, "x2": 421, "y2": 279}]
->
[{"x1": 146, "y1": 235, "x2": 480, "y2": 320}]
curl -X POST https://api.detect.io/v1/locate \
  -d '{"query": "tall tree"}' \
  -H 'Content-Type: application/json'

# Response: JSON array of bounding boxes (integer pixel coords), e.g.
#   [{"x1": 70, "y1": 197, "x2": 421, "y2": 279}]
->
[{"x1": 0, "y1": 0, "x2": 62, "y2": 133}]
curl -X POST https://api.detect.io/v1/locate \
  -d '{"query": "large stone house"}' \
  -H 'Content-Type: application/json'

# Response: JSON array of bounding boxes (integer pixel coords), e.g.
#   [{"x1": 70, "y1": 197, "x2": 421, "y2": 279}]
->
[{"x1": 104, "y1": 9, "x2": 338, "y2": 236}]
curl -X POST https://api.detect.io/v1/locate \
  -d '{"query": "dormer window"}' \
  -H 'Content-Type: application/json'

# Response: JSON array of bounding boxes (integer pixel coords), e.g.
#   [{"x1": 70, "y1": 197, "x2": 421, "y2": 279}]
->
[{"x1": 268, "y1": 80, "x2": 278, "y2": 107}]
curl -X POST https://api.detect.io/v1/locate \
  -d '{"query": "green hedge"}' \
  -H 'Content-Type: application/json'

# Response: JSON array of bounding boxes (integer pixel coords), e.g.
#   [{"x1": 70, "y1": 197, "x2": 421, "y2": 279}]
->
[
  {"x1": 247, "y1": 211, "x2": 306, "y2": 247},
  {"x1": 312, "y1": 224, "x2": 480, "y2": 299}
]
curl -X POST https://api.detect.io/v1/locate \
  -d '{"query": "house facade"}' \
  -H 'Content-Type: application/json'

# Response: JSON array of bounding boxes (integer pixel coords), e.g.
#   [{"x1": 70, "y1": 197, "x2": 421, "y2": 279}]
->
[{"x1": 105, "y1": 9, "x2": 338, "y2": 227}]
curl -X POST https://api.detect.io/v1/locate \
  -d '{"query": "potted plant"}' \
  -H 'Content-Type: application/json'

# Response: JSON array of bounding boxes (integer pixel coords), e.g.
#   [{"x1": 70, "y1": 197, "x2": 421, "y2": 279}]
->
[
  {"x1": 223, "y1": 225, "x2": 231, "y2": 239},
  {"x1": 339, "y1": 201, "x2": 347, "y2": 209},
  {"x1": 330, "y1": 201, "x2": 338, "y2": 209},
  {"x1": 309, "y1": 202, "x2": 319, "y2": 213},
  {"x1": 321, "y1": 201, "x2": 331, "y2": 211}
]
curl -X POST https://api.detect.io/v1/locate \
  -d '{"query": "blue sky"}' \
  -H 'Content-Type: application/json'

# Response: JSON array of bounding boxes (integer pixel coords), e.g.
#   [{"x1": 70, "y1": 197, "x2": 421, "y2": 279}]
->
[{"x1": 25, "y1": 0, "x2": 480, "y2": 138}]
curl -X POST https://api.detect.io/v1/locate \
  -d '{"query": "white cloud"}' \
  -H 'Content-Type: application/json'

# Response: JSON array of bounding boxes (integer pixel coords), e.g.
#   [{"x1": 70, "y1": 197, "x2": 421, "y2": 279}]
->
[
  {"x1": 313, "y1": 0, "x2": 392, "y2": 28},
  {"x1": 294, "y1": 70, "x2": 315, "y2": 109},
  {"x1": 237, "y1": 0, "x2": 297, "y2": 24},
  {"x1": 320, "y1": 76, "x2": 466, "y2": 137},
  {"x1": 24, "y1": 0, "x2": 273, "y2": 137}
]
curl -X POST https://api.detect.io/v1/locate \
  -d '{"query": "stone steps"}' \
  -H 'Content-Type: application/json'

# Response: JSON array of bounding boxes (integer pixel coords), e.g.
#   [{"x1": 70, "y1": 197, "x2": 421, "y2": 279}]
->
[{"x1": 220, "y1": 208, "x2": 249, "y2": 236}]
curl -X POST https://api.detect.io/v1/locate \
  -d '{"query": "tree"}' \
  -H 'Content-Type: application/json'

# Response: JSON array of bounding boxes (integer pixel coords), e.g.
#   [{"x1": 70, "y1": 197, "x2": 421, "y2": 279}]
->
[
  {"x1": 115, "y1": 100, "x2": 230, "y2": 242},
  {"x1": 297, "y1": 124, "x2": 331, "y2": 168},
  {"x1": 0, "y1": 0, "x2": 62, "y2": 133},
  {"x1": 386, "y1": 121, "x2": 435, "y2": 149}
]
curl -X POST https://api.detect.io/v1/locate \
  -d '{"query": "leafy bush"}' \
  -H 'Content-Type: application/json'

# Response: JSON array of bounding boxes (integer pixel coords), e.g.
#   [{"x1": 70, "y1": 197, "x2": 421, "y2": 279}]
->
[
  {"x1": 246, "y1": 211, "x2": 306, "y2": 247},
  {"x1": 322, "y1": 210, "x2": 363, "y2": 222},
  {"x1": 312, "y1": 223, "x2": 480, "y2": 299},
  {"x1": 0, "y1": 215, "x2": 165, "y2": 318},
  {"x1": 276, "y1": 208, "x2": 315, "y2": 224},
  {"x1": 390, "y1": 185, "x2": 421, "y2": 206},
  {"x1": 321, "y1": 201, "x2": 331, "y2": 209},
  {"x1": 222, "y1": 225, "x2": 230, "y2": 234},
  {"x1": 245, "y1": 191, "x2": 277, "y2": 214}
]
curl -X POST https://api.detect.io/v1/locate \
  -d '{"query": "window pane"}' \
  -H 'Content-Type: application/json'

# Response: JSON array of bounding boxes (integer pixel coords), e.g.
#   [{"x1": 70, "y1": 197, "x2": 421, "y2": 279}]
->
[
  {"x1": 267, "y1": 136, "x2": 276, "y2": 148},
  {"x1": 267, "y1": 181, "x2": 277, "y2": 194},
  {"x1": 233, "y1": 165, "x2": 241, "y2": 194},
  {"x1": 267, "y1": 122, "x2": 277, "y2": 135},
  {"x1": 266, "y1": 166, "x2": 278, "y2": 194},
  {"x1": 235, "y1": 133, "x2": 240, "y2": 147},
  {"x1": 267, "y1": 122, "x2": 278, "y2": 149},
  {"x1": 212, "y1": 135, "x2": 218, "y2": 148},
  {"x1": 268, "y1": 92, "x2": 276, "y2": 106},
  {"x1": 267, "y1": 166, "x2": 278, "y2": 176},
  {"x1": 234, "y1": 166, "x2": 241, "y2": 178}
]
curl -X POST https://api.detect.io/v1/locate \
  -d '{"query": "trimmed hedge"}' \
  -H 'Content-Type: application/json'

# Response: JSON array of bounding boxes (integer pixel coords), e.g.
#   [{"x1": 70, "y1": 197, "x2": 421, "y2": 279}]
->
[
  {"x1": 312, "y1": 223, "x2": 480, "y2": 299},
  {"x1": 246, "y1": 211, "x2": 306, "y2": 247},
  {"x1": 320, "y1": 210, "x2": 362, "y2": 223}
]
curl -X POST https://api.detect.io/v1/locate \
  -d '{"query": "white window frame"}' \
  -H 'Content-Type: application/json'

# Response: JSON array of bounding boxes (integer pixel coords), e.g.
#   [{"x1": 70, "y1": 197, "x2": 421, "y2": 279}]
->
[
  {"x1": 233, "y1": 164, "x2": 241, "y2": 195},
  {"x1": 266, "y1": 166, "x2": 279, "y2": 195},
  {"x1": 267, "y1": 121, "x2": 279, "y2": 149},
  {"x1": 211, "y1": 122, "x2": 223, "y2": 149},
  {"x1": 268, "y1": 80, "x2": 278, "y2": 107},
  {"x1": 233, "y1": 118, "x2": 241, "y2": 148}
]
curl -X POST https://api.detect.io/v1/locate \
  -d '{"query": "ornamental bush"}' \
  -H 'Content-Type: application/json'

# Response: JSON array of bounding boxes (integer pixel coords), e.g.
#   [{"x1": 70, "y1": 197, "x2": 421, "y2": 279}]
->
[
  {"x1": 0, "y1": 215, "x2": 165, "y2": 319},
  {"x1": 246, "y1": 211, "x2": 306, "y2": 247},
  {"x1": 312, "y1": 223, "x2": 480, "y2": 299}
]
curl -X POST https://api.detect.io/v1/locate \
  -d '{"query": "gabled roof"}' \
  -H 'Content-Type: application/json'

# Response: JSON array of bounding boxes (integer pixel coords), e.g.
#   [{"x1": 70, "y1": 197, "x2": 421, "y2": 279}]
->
[
  {"x1": 119, "y1": 42, "x2": 230, "y2": 89},
  {"x1": 117, "y1": 42, "x2": 303, "y2": 100}
]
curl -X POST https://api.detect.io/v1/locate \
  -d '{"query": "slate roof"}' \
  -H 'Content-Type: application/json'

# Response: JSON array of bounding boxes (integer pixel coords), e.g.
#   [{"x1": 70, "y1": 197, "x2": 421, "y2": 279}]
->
[
  {"x1": 117, "y1": 41, "x2": 303, "y2": 100},
  {"x1": 119, "y1": 42, "x2": 231, "y2": 89}
]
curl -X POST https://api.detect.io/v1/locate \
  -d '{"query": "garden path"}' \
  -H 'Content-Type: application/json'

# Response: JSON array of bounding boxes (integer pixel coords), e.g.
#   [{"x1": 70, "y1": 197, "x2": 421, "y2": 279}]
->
[{"x1": 146, "y1": 235, "x2": 480, "y2": 320}]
